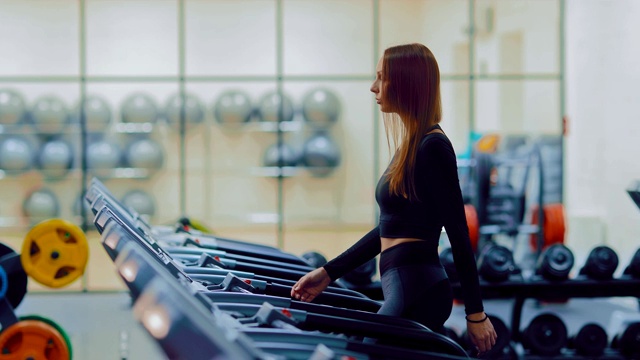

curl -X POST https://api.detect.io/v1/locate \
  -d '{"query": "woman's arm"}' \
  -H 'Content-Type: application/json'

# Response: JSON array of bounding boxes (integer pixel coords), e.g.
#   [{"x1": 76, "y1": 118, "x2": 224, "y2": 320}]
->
[
  {"x1": 421, "y1": 137, "x2": 484, "y2": 315},
  {"x1": 322, "y1": 227, "x2": 381, "y2": 281},
  {"x1": 292, "y1": 227, "x2": 380, "y2": 302},
  {"x1": 427, "y1": 137, "x2": 497, "y2": 354}
]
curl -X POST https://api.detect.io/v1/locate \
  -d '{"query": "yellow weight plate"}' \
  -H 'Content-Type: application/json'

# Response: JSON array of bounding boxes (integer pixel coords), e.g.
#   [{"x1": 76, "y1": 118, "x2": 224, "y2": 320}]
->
[
  {"x1": 187, "y1": 219, "x2": 213, "y2": 234},
  {"x1": 475, "y1": 133, "x2": 501, "y2": 153},
  {"x1": 20, "y1": 219, "x2": 89, "y2": 288}
]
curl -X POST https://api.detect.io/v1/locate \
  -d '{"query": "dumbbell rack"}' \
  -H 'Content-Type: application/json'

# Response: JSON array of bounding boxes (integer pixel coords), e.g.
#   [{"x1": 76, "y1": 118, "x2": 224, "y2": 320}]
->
[
  {"x1": 470, "y1": 141, "x2": 552, "y2": 260},
  {"x1": 454, "y1": 276, "x2": 640, "y2": 340},
  {"x1": 451, "y1": 181, "x2": 640, "y2": 358},
  {"x1": 452, "y1": 276, "x2": 640, "y2": 359}
]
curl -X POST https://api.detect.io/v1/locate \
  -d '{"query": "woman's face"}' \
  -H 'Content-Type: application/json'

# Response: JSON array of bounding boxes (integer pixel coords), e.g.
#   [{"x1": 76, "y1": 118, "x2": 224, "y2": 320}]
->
[{"x1": 370, "y1": 57, "x2": 393, "y2": 113}]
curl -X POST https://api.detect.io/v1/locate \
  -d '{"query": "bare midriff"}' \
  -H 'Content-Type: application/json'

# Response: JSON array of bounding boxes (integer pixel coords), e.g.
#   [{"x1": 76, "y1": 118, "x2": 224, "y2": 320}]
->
[{"x1": 380, "y1": 237, "x2": 424, "y2": 252}]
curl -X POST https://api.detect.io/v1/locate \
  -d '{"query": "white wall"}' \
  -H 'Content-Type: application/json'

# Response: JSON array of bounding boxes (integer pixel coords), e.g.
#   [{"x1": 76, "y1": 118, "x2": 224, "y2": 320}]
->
[
  {"x1": 86, "y1": 0, "x2": 179, "y2": 76},
  {"x1": 474, "y1": 0, "x2": 561, "y2": 136},
  {"x1": 0, "y1": 1, "x2": 79, "y2": 76},
  {"x1": 380, "y1": 0, "x2": 471, "y2": 152},
  {"x1": 565, "y1": 0, "x2": 640, "y2": 265}
]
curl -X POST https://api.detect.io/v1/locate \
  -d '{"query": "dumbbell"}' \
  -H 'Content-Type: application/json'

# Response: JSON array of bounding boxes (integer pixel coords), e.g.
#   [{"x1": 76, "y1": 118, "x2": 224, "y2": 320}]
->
[
  {"x1": 476, "y1": 244, "x2": 516, "y2": 282},
  {"x1": 611, "y1": 322, "x2": 640, "y2": 359},
  {"x1": 301, "y1": 251, "x2": 327, "y2": 269},
  {"x1": 441, "y1": 326, "x2": 461, "y2": 346},
  {"x1": 342, "y1": 258, "x2": 376, "y2": 286},
  {"x1": 568, "y1": 323, "x2": 608, "y2": 357},
  {"x1": 522, "y1": 313, "x2": 568, "y2": 356},
  {"x1": 535, "y1": 244, "x2": 574, "y2": 281},
  {"x1": 623, "y1": 248, "x2": 640, "y2": 278},
  {"x1": 460, "y1": 314, "x2": 512, "y2": 358},
  {"x1": 579, "y1": 245, "x2": 619, "y2": 280},
  {"x1": 439, "y1": 247, "x2": 458, "y2": 283}
]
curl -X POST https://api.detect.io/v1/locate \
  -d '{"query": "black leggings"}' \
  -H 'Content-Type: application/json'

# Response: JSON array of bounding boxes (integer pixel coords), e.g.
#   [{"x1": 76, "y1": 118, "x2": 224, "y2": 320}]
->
[{"x1": 377, "y1": 241, "x2": 453, "y2": 333}]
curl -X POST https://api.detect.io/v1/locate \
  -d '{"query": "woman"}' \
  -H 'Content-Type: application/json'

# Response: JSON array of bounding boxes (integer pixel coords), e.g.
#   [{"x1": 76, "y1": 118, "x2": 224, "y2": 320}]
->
[{"x1": 291, "y1": 43, "x2": 496, "y2": 354}]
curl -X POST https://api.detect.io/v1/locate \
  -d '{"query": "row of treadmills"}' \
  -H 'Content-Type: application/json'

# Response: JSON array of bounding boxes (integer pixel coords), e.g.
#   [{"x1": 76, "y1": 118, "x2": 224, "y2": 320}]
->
[{"x1": 84, "y1": 178, "x2": 471, "y2": 360}]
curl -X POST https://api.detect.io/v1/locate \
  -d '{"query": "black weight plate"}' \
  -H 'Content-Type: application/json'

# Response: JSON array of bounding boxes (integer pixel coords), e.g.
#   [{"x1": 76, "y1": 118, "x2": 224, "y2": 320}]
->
[
  {"x1": 301, "y1": 251, "x2": 327, "y2": 269},
  {"x1": 342, "y1": 258, "x2": 376, "y2": 286},
  {"x1": 487, "y1": 315, "x2": 511, "y2": 357},
  {"x1": 0, "y1": 243, "x2": 28, "y2": 309},
  {"x1": 524, "y1": 313, "x2": 567, "y2": 356},
  {"x1": 442, "y1": 326, "x2": 461, "y2": 346},
  {"x1": 573, "y1": 323, "x2": 607, "y2": 357},
  {"x1": 624, "y1": 248, "x2": 640, "y2": 278},
  {"x1": 439, "y1": 248, "x2": 458, "y2": 283},
  {"x1": 581, "y1": 246, "x2": 618, "y2": 280},
  {"x1": 537, "y1": 244, "x2": 574, "y2": 281},
  {"x1": 618, "y1": 322, "x2": 640, "y2": 359},
  {"x1": 478, "y1": 245, "x2": 514, "y2": 282}
]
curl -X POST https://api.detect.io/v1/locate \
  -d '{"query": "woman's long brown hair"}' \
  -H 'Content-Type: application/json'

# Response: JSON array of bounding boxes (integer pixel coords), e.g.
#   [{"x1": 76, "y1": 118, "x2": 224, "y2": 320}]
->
[{"x1": 382, "y1": 43, "x2": 442, "y2": 202}]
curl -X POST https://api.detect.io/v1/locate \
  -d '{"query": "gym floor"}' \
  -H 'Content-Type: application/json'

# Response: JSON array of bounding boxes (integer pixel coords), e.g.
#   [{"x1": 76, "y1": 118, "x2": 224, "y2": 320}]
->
[{"x1": 16, "y1": 291, "x2": 638, "y2": 360}]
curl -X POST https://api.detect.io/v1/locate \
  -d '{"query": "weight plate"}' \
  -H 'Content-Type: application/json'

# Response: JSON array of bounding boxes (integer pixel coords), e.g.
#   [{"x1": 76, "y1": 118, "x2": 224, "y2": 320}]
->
[
  {"x1": 0, "y1": 243, "x2": 28, "y2": 309},
  {"x1": 523, "y1": 313, "x2": 567, "y2": 356},
  {"x1": 19, "y1": 315, "x2": 73, "y2": 360},
  {"x1": 20, "y1": 219, "x2": 89, "y2": 288},
  {"x1": 0, "y1": 319, "x2": 70, "y2": 360}
]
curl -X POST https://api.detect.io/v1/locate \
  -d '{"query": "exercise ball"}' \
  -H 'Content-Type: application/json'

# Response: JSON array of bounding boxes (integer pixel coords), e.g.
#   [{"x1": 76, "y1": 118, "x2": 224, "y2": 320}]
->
[
  {"x1": 164, "y1": 93, "x2": 205, "y2": 129},
  {"x1": 38, "y1": 139, "x2": 74, "y2": 178},
  {"x1": 0, "y1": 89, "x2": 27, "y2": 126},
  {"x1": 73, "y1": 95, "x2": 112, "y2": 133},
  {"x1": 124, "y1": 138, "x2": 164, "y2": 169},
  {"x1": 213, "y1": 90, "x2": 253, "y2": 125},
  {"x1": 302, "y1": 88, "x2": 340, "y2": 128},
  {"x1": 263, "y1": 143, "x2": 299, "y2": 167},
  {"x1": 302, "y1": 132, "x2": 341, "y2": 177},
  {"x1": 121, "y1": 93, "x2": 159, "y2": 123},
  {"x1": 256, "y1": 90, "x2": 294, "y2": 122},
  {"x1": 23, "y1": 188, "x2": 60, "y2": 221},
  {"x1": 87, "y1": 139, "x2": 121, "y2": 169},
  {"x1": 0, "y1": 136, "x2": 35, "y2": 171},
  {"x1": 31, "y1": 96, "x2": 69, "y2": 133},
  {"x1": 122, "y1": 190, "x2": 155, "y2": 217}
]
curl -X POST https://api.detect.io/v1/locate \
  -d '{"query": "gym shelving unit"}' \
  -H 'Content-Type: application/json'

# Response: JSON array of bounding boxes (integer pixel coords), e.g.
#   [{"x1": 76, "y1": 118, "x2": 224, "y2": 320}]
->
[
  {"x1": 449, "y1": 182, "x2": 640, "y2": 359},
  {"x1": 453, "y1": 277, "x2": 640, "y2": 339}
]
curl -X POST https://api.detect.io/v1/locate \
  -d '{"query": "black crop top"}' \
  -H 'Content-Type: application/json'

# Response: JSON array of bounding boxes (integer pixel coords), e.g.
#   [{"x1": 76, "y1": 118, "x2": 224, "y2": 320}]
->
[{"x1": 323, "y1": 126, "x2": 484, "y2": 315}]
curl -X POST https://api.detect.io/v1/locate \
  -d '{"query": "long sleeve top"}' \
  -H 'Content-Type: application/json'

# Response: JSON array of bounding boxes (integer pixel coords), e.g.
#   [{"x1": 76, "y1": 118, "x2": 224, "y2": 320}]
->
[{"x1": 323, "y1": 129, "x2": 484, "y2": 315}]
